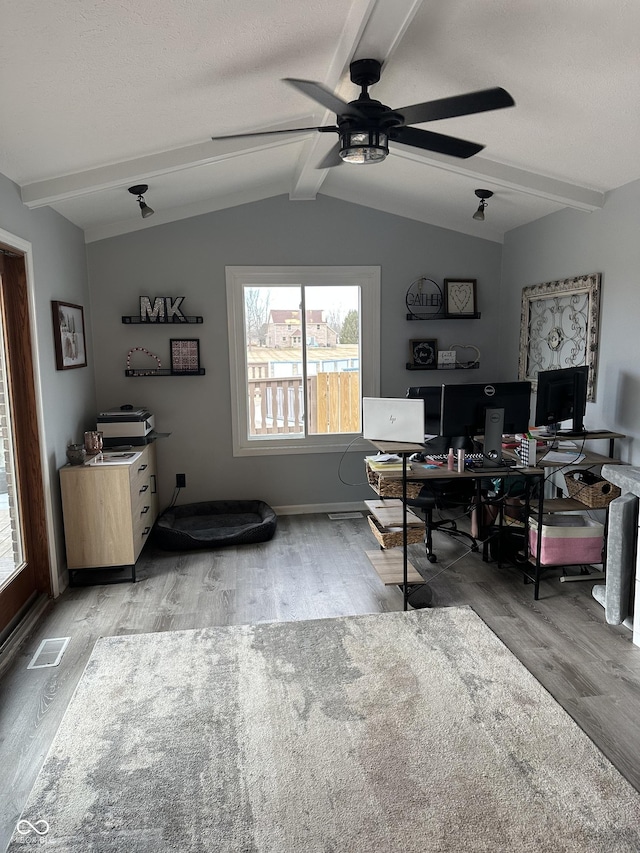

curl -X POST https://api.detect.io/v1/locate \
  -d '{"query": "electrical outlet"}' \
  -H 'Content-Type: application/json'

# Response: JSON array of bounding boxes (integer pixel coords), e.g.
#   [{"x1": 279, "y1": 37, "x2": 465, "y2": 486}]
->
[{"x1": 176, "y1": 473, "x2": 186, "y2": 488}]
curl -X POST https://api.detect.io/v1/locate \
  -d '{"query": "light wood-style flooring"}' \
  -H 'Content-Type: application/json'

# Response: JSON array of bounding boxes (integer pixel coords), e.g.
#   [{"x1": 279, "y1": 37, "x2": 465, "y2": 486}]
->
[{"x1": 1, "y1": 512, "x2": 639, "y2": 849}]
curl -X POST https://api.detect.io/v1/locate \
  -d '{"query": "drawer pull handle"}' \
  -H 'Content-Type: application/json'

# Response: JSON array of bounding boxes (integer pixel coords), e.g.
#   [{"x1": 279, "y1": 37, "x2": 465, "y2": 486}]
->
[
  {"x1": 138, "y1": 464, "x2": 148, "y2": 472},
  {"x1": 142, "y1": 526, "x2": 150, "y2": 536},
  {"x1": 139, "y1": 484, "x2": 149, "y2": 493},
  {"x1": 141, "y1": 506, "x2": 150, "y2": 514},
  {"x1": 151, "y1": 474, "x2": 157, "y2": 494}
]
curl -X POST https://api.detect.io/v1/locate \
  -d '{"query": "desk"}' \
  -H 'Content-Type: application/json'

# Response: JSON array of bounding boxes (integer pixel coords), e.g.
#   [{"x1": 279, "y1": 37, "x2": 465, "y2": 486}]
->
[
  {"x1": 534, "y1": 429, "x2": 625, "y2": 459},
  {"x1": 528, "y1": 447, "x2": 626, "y2": 594},
  {"x1": 366, "y1": 441, "x2": 542, "y2": 608},
  {"x1": 366, "y1": 442, "x2": 626, "y2": 604}
]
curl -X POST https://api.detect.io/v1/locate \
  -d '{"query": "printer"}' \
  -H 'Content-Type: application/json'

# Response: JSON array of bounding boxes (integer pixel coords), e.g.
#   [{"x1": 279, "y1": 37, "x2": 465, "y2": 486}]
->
[{"x1": 97, "y1": 407, "x2": 155, "y2": 447}]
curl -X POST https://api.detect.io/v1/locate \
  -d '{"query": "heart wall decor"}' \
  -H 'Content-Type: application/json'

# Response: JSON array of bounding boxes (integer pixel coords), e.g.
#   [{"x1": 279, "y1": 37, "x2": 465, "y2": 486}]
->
[
  {"x1": 449, "y1": 344, "x2": 481, "y2": 368},
  {"x1": 444, "y1": 279, "x2": 478, "y2": 316}
]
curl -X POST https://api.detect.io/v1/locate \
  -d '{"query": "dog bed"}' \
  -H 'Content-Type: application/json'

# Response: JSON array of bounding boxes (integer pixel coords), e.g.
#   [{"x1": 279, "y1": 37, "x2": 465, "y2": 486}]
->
[{"x1": 155, "y1": 499, "x2": 277, "y2": 551}]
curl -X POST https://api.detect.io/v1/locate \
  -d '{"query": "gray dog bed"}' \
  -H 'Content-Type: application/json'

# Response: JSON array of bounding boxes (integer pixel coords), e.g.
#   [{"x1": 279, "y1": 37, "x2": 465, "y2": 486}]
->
[{"x1": 155, "y1": 500, "x2": 277, "y2": 551}]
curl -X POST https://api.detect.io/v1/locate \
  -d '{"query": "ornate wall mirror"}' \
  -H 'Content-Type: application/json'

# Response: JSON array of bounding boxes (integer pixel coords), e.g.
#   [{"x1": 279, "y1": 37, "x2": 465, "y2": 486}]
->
[{"x1": 518, "y1": 273, "x2": 601, "y2": 401}]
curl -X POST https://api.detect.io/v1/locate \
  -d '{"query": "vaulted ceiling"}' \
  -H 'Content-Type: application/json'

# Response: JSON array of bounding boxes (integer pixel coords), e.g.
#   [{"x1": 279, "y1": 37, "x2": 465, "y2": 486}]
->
[{"x1": 2, "y1": 0, "x2": 638, "y2": 243}]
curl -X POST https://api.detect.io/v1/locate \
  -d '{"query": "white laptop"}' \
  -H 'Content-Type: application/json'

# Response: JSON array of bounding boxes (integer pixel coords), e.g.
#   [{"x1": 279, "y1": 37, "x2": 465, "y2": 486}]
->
[{"x1": 362, "y1": 397, "x2": 425, "y2": 443}]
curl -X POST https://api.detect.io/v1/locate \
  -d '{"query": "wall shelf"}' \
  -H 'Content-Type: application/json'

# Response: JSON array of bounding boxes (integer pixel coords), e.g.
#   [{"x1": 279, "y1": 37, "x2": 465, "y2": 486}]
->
[
  {"x1": 406, "y1": 313, "x2": 481, "y2": 321},
  {"x1": 125, "y1": 368, "x2": 206, "y2": 377},
  {"x1": 122, "y1": 316, "x2": 203, "y2": 324},
  {"x1": 406, "y1": 362, "x2": 480, "y2": 371}
]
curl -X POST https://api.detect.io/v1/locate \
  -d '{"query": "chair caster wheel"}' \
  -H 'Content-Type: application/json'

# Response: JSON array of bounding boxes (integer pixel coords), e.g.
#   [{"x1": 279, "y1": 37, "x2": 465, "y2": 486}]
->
[{"x1": 427, "y1": 554, "x2": 437, "y2": 563}]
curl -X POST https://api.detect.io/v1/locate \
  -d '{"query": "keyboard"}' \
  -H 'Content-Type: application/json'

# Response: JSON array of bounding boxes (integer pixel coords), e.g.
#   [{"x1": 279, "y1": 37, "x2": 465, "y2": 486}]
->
[
  {"x1": 424, "y1": 453, "x2": 520, "y2": 474},
  {"x1": 557, "y1": 429, "x2": 609, "y2": 437},
  {"x1": 426, "y1": 453, "x2": 485, "y2": 463}
]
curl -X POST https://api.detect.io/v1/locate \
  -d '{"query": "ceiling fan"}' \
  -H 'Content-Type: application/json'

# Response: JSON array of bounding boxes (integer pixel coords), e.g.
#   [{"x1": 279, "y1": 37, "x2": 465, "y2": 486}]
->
[{"x1": 211, "y1": 58, "x2": 514, "y2": 168}]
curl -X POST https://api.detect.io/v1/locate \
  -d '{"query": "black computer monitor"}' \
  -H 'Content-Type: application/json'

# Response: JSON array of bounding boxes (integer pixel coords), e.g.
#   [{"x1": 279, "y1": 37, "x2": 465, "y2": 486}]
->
[
  {"x1": 406, "y1": 385, "x2": 471, "y2": 453},
  {"x1": 440, "y1": 381, "x2": 532, "y2": 465},
  {"x1": 534, "y1": 365, "x2": 589, "y2": 435}
]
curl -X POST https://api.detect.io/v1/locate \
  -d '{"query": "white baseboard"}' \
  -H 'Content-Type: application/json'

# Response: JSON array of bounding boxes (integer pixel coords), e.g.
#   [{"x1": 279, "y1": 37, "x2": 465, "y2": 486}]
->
[{"x1": 273, "y1": 501, "x2": 367, "y2": 516}]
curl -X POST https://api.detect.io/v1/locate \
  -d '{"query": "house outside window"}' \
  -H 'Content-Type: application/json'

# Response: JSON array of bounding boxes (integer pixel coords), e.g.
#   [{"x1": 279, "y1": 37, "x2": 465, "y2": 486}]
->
[{"x1": 226, "y1": 266, "x2": 380, "y2": 456}]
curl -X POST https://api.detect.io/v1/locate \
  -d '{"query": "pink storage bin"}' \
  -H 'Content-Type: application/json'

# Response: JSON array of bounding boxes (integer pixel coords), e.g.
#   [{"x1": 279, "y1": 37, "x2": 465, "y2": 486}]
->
[{"x1": 529, "y1": 514, "x2": 604, "y2": 566}]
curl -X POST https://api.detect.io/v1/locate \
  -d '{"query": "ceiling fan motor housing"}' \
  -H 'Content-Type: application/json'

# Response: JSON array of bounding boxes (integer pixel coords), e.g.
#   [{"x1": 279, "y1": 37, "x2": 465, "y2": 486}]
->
[
  {"x1": 339, "y1": 61, "x2": 403, "y2": 162},
  {"x1": 349, "y1": 58, "x2": 382, "y2": 88}
]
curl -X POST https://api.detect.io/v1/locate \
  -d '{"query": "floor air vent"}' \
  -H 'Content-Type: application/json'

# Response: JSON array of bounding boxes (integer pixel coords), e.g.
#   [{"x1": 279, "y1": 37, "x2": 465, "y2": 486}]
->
[
  {"x1": 328, "y1": 512, "x2": 363, "y2": 520},
  {"x1": 27, "y1": 637, "x2": 71, "y2": 670}
]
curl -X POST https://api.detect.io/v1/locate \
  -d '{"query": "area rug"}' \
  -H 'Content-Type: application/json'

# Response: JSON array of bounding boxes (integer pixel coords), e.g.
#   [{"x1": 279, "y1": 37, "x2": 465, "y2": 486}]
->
[{"x1": 8, "y1": 607, "x2": 640, "y2": 852}]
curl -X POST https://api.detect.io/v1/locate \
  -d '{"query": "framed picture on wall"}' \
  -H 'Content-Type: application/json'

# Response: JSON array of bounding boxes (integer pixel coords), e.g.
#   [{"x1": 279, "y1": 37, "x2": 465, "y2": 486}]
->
[
  {"x1": 170, "y1": 338, "x2": 201, "y2": 374},
  {"x1": 51, "y1": 301, "x2": 87, "y2": 370},
  {"x1": 409, "y1": 339, "x2": 438, "y2": 369},
  {"x1": 444, "y1": 279, "x2": 477, "y2": 316},
  {"x1": 517, "y1": 273, "x2": 601, "y2": 401}
]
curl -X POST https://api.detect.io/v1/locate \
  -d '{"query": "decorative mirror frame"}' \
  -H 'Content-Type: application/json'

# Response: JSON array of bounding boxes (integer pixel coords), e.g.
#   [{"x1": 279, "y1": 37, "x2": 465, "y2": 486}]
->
[{"x1": 517, "y1": 272, "x2": 601, "y2": 401}]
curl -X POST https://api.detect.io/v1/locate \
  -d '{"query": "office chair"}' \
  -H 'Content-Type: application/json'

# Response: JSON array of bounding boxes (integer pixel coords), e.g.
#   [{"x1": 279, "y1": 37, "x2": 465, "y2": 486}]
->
[
  {"x1": 405, "y1": 476, "x2": 479, "y2": 563},
  {"x1": 404, "y1": 386, "x2": 479, "y2": 562}
]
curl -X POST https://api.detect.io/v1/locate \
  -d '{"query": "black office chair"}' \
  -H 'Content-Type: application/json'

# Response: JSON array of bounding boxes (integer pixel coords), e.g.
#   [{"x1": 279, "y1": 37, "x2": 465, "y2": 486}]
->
[
  {"x1": 404, "y1": 387, "x2": 479, "y2": 562},
  {"x1": 405, "y1": 477, "x2": 479, "y2": 563}
]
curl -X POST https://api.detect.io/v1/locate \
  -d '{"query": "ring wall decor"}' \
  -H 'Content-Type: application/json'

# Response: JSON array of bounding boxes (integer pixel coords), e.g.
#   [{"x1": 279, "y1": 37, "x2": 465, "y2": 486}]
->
[
  {"x1": 517, "y1": 273, "x2": 601, "y2": 401},
  {"x1": 405, "y1": 276, "x2": 443, "y2": 319}
]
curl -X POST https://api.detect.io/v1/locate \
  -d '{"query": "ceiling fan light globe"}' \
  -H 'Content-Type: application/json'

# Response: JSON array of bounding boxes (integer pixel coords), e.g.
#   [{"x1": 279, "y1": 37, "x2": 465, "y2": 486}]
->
[
  {"x1": 339, "y1": 130, "x2": 388, "y2": 163},
  {"x1": 340, "y1": 147, "x2": 387, "y2": 164}
]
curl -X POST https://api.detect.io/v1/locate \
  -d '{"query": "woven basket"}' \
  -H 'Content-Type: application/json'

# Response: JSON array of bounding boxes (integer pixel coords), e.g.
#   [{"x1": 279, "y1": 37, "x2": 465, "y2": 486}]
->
[
  {"x1": 366, "y1": 466, "x2": 423, "y2": 499},
  {"x1": 564, "y1": 472, "x2": 621, "y2": 508},
  {"x1": 367, "y1": 514, "x2": 425, "y2": 549}
]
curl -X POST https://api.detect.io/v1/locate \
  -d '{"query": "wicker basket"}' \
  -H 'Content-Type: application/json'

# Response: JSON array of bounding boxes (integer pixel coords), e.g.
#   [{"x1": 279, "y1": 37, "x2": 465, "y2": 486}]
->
[
  {"x1": 564, "y1": 472, "x2": 621, "y2": 508},
  {"x1": 366, "y1": 465, "x2": 423, "y2": 499},
  {"x1": 367, "y1": 514, "x2": 425, "y2": 549}
]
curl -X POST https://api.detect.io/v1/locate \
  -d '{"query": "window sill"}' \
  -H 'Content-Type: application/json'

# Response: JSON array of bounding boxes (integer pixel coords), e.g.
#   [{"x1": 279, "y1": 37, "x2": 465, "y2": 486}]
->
[{"x1": 233, "y1": 436, "x2": 371, "y2": 457}]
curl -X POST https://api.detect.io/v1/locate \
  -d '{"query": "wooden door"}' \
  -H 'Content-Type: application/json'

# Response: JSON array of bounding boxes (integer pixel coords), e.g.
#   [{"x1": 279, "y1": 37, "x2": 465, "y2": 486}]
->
[{"x1": 0, "y1": 246, "x2": 50, "y2": 639}]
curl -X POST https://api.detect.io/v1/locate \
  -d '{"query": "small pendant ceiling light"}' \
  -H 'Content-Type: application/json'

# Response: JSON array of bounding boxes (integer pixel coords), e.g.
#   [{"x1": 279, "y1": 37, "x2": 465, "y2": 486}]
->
[
  {"x1": 128, "y1": 184, "x2": 155, "y2": 219},
  {"x1": 472, "y1": 188, "x2": 493, "y2": 221}
]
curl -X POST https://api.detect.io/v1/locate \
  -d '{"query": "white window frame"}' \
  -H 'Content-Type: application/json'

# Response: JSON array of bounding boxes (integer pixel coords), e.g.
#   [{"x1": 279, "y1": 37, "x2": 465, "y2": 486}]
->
[{"x1": 226, "y1": 265, "x2": 380, "y2": 457}]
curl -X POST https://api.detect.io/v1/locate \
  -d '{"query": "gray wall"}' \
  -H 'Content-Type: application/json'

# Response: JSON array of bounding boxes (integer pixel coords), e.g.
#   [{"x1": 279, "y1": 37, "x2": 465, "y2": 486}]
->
[
  {"x1": 0, "y1": 171, "x2": 96, "y2": 585},
  {"x1": 87, "y1": 194, "x2": 503, "y2": 511},
  {"x1": 501, "y1": 178, "x2": 640, "y2": 464},
  {"x1": 1, "y1": 159, "x2": 634, "y2": 584}
]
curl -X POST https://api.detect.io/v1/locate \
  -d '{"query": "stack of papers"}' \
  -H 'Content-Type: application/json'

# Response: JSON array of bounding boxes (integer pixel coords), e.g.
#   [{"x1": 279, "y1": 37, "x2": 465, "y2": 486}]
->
[
  {"x1": 538, "y1": 449, "x2": 586, "y2": 464},
  {"x1": 366, "y1": 454, "x2": 404, "y2": 472}
]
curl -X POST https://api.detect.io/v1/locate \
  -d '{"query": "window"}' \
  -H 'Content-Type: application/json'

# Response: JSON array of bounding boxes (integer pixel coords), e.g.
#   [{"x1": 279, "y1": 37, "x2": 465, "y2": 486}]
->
[{"x1": 226, "y1": 266, "x2": 380, "y2": 456}]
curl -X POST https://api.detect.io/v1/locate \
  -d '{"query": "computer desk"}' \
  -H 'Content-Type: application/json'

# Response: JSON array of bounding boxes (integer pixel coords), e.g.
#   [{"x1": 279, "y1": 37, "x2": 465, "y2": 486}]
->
[
  {"x1": 366, "y1": 441, "x2": 543, "y2": 609},
  {"x1": 366, "y1": 441, "x2": 626, "y2": 606},
  {"x1": 538, "y1": 429, "x2": 625, "y2": 460}
]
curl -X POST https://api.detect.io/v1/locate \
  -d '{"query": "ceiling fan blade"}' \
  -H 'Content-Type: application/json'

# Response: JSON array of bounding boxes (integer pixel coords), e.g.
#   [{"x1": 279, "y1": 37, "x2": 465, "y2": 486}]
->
[
  {"x1": 316, "y1": 145, "x2": 343, "y2": 170},
  {"x1": 396, "y1": 87, "x2": 515, "y2": 126},
  {"x1": 211, "y1": 126, "x2": 336, "y2": 141},
  {"x1": 392, "y1": 126, "x2": 484, "y2": 159},
  {"x1": 283, "y1": 78, "x2": 367, "y2": 119}
]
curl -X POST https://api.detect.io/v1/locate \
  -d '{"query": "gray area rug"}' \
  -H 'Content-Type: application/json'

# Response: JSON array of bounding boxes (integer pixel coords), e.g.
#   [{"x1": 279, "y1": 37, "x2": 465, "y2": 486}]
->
[{"x1": 8, "y1": 607, "x2": 640, "y2": 852}]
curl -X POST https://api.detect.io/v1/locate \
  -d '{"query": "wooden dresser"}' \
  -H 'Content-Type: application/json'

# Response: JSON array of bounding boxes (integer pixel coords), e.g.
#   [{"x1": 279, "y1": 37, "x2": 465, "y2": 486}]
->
[{"x1": 60, "y1": 443, "x2": 158, "y2": 582}]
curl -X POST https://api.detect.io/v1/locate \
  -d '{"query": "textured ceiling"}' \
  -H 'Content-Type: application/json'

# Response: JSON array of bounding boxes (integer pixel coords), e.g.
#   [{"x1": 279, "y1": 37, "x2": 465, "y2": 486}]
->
[{"x1": 1, "y1": 0, "x2": 638, "y2": 243}]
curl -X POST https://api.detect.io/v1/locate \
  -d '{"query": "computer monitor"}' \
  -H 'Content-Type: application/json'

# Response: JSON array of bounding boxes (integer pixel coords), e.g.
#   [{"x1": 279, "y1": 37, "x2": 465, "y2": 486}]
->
[
  {"x1": 534, "y1": 365, "x2": 589, "y2": 435},
  {"x1": 440, "y1": 381, "x2": 532, "y2": 465},
  {"x1": 406, "y1": 386, "x2": 441, "y2": 435},
  {"x1": 406, "y1": 386, "x2": 471, "y2": 453}
]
